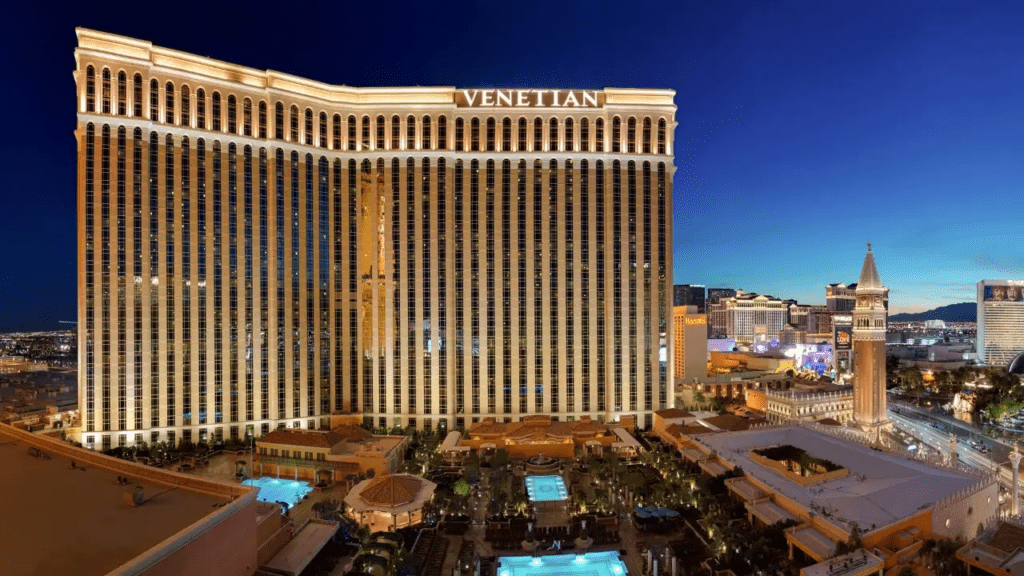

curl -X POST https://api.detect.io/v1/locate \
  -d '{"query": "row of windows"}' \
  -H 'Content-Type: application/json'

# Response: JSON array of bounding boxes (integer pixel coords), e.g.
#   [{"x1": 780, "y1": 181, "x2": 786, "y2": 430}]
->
[{"x1": 82, "y1": 66, "x2": 671, "y2": 154}]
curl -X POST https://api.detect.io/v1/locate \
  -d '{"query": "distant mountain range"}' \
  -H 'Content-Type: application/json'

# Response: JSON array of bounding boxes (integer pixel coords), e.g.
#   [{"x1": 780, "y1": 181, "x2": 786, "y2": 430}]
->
[{"x1": 889, "y1": 302, "x2": 975, "y2": 323}]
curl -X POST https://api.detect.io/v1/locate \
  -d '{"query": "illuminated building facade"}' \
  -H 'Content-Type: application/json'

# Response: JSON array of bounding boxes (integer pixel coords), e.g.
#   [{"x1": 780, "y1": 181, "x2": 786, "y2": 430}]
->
[
  {"x1": 673, "y1": 305, "x2": 707, "y2": 384},
  {"x1": 75, "y1": 29, "x2": 676, "y2": 448},
  {"x1": 977, "y1": 280, "x2": 1024, "y2": 368},
  {"x1": 708, "y1": 290, "x2": 787, "y2": 343}
]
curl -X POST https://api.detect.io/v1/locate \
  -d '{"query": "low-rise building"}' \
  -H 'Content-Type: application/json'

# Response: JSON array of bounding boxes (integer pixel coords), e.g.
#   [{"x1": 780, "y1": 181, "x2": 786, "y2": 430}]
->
[
  {"x1": 458, "y1": 415, "x2": 641, "y2": 459},
  {"x1": 255, "y1": 427, "x2": 408, "y2": 482}
]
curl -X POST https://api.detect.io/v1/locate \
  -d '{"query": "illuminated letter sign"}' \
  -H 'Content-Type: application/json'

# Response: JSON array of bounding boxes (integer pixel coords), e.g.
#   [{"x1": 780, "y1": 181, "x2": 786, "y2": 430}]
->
[
  {"x1": 683, "y1": 316, "x2": 707, "y2": 326},
  {"x1": 458, "y1": 89, "x2": 601, "y2": 108}
]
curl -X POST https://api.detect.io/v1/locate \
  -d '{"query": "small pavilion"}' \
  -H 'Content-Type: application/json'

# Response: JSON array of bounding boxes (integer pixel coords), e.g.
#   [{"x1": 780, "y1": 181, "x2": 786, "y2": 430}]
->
[{"x1": 343, "y1": 474, "x2": 436, "y2": 532}]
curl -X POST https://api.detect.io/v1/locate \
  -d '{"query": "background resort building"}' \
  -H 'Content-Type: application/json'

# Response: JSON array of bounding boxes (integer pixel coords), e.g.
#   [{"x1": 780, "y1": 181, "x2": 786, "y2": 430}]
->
[
  {"x1": 74, "y1": 28, "x2": 677, "y2": 450},
  {"x1": 254, "y1": 425, "x2": 408, "y2": 482}
]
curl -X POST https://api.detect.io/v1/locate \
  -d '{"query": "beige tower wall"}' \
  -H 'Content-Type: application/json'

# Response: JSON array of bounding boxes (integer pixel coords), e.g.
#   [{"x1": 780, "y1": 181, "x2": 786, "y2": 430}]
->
[{"x1": 854, "y1": 336, "x2": 887, "y2": 424}]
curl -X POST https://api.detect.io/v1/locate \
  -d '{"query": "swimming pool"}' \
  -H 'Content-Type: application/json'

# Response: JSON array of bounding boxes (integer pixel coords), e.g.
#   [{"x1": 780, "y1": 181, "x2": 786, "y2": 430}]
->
[
  {"x1": 242, "y1": 477, "x2": 312, "y2": 508},
  {"x1": 525, "y1": 474, "x2": 568, "y2": 502},
  {"x1": 498, "y1": 551, "x2": 627, "y2": 576}
]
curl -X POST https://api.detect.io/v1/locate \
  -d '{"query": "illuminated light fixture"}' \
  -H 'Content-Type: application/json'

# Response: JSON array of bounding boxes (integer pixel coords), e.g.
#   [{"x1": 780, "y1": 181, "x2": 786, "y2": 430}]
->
[{"x1": 531, "y1": 558, "x2": 543, "y2": 567}]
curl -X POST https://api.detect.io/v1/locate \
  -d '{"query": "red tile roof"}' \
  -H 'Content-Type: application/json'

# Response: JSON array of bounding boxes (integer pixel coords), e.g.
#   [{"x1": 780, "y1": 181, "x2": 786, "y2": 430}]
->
[{"x1": 258, "y1": 429, "x2": 344, "y2": 448}]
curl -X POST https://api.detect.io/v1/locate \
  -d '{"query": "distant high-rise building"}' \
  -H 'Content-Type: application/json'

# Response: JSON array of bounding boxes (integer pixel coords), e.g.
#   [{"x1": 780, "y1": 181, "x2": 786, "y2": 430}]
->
[
  {"x1": 75, "y1": 29, "x2": 677, "y2": 448},
  {"x1": 852, "y1": 244, "x2": 890, "y2": 441},
  {"x1": 673, "y1": 284, "x2": 706, "y2": 313},
  {"x1": 673, "y1": 306, "x2": 707, "y2": 384},
  {"x1": 826, "y1": 283, "x2": 857, "y2": 312},
  {"x1": 977, "y1": 280, "x2": 1024, "y2": 368},
  {"x1": 707, "y1": 288, "x2": 737, "y2": 306}
]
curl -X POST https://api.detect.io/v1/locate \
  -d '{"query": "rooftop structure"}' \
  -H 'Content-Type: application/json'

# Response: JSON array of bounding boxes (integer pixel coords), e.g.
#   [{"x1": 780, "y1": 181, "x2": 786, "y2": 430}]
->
[
  {"x1": 958, "y1": 520, "x2": 1024, "y2": 576},
  {"x1": 343, "y1": 473, "x2": 436, "y2": 532},
  {"x1": 0, "y1": 422, "x2": 259, "y2": 576},
  {"x1": 256, "y1": 427, "x2": 408, "y2": 481},
  {"x1": 460, "y1": 415, "x2": 640, "y2": 459}
]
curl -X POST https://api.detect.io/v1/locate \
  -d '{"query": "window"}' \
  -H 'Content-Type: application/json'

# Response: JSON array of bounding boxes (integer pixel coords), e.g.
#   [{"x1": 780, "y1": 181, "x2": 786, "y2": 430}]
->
[
  {"x1": 470, "y1": 117, "x2": 480, "y2": 151},
  {"x1": 291, "y1": 106, "x2": 299, "y2": 142},
  {"x1": 486, "y1": 117, "x2": 496, "y2": 151},
  {"x1": 533, "y1": 118, "x2": 543, "y2": 151},
  {"x1": 518, "y1": 118, "x2": 527, "y2": 151},
  {"x1": 455, "y1": 118, "x2": 464, "y2": 150},
  {"x1": 228, "y1": 95, "x2": 237, "y2": 133},
  {"x1": 438, "y1": 116, "x2": 447, "y2": 149},
  {"x1": 565, "y1": 118, "x2": 574, "y2": 151},
  {"x1": 243, "y1": 98, "x2": 252, "y2": 136},
  {"x1": 197, "y1": 89, "x2": 206, "y2": 129},
  {"x1": 642, "y1": 117, "x2": 652, "y2": 154},
  {"x1": 657, "y1": 119, "x2": 666, "y2": 154},
  {"x1": 549, "y1": 117, "x2": 558, "y2": 151},
  {"x1": 102, "y1": 69, "x2": 111, "y2": 114},
  {"x1": 580, "y1": 118, "x2": 589, "y2": 152},
  {"x1": 376, "y1": 115, "x2": 385, "y2": 149},
  {"x1": 275, "y1": 102, "x2": 284, "y2": 140},
  {"x1": 333, "y1": 114, "x2": 342, "y2": 149},
  {"x1": 407, "y1": 115, "x2": 416, "y2": 149},
  {"x1": 422, "y1": 115, "x2": 431, "y2": 149},
  {"x1": 611, "y1": 117, "x2": 621, "y2": 152},
  {"x1": 391, "y1": 115, "x2": 400, "y2": 150},
  {"x1": 319, "y1": 112, "x2": 327, "y2": 148},
  {"x1": 211, "y1": 92, "x2": 221, "y2": 131},
  {"x1": 627, "y1": 117, "x2": 636, "y2": 153},
  {"x1": 132, "y1": 74, "x2": 142, "y2": 118},
  {"x1": 595, "y1": 118, "x2": 604, "y2": 152},
  {"x1": 85, "y1": 66, "x2": 95, "y2": 112},
  {"x1": 149, "y1": 79, "x2": 159, "y2": 121},
  {"x1": 258, "y1": 101, "x2": 267, "y2": 138},
  {"x1": 305, "y1": 109, "x2": 313, "y2": 145},
  {"x1": 181, "y1": 86, "x2": 191, "y2": 127},
  {"x1": 164, "y1": 82, "x2": 175, "y2": 123},
  {"x1": 362, "y1": 115, "x2": 371, "y2": 149},
  {"x1": 347, "y1": 115, "x2": 356, "y2": 150},
  {"x1": 117, "y1": 71, "x2": 126, "y2": 115}
]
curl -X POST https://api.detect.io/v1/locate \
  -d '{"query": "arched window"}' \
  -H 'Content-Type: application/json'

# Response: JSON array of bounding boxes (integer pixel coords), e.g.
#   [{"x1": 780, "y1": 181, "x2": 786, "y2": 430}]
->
[
  {"x1": 565, "y1": 118, "x2": 574, "y2": 152},
  {"x1": 391, "y1": 115, "x2": 400, "y2": 150},
  {"x1": 243, "y1": 98, "x2": 252, "y2": 136},
  {"x1": 149, "y1": 79, "x2": 159, "y2": 122},
  {"x1": 438, "y1": 116, "x2": 447, "y2": 150},
  {"x1": 290, "y1": 106, "x2": 300, "y2": 142},
  {"x1": 305, "y1": 109, "x2": 313, "y2": 145},
  {"x1": 258, "y1": 101, "x2": 267, "y2": 139},
  {"x1": 227, "y1": 95, "x2": 237, "y2": 133},
  {"x1": 85, "y1": 65, "x2": 96, "y2": 112},
  {"x1": 486, "y1": 118, "x2": 496, "y2": 151},
  {"x1": 657, "y1": 119, "x2": 666, "y2": 154},
  {"x1": 376, "y1": 115, "x2": 385, "y2": 149},
  {"x1": 132, "y1": 74, "x2": 142, "y2": 118},
  {"x1": 407, "y1": 115, "x2": 416, "y2": 149},
  {"x1": 181, "y1": 86, "x2": 190, "y2": 127},
  {"x1": 642, "y1": 117, "x2": 651, "y2": 154},
  {"x1": 275, "y1": 103, "x2": 284, "y2": 140},
  {"x1": 533, "y1": 118, "x2": 543, "y2": 151},
  {"x1": 197, "y1": 89, "x2": 206, "y2": 129},
  {"x1": 611, "y1": 117, "x2": 621, "y2": 152},
  {"x1": 211, "y1": 92, "x2": 221, "y2": 130},
  {"x1": 626, "y1": 117, "x2": 636, "y2": 153},
  {"x1": 102, "y1": 68, "x2": 111, "y2": 114},
  {"x1": 422, "y1": 115, "x2": 431, "y2": 149},
  {"x1": 362, "y1": 115, "x2": 371, "y2": 149},
  {"x1": 501, "y1": 118, "x2": 511, "y2": 151},
  {"x1": 518, "y1": 118, "x2": 527, "y2": 151},
  {"x1": 347, "y1": 115, "x2": 356, "y2": 150},
  {"x1": 549, "y1": 118, "x2": 559, "y2": 151},
  {"x1": 580, "y1": 118, "x2": 589, "y2": 152},
  {"x1": 595, "y1": 118, "x2": 604, "y2": 152},
  {"x1": 454, "y1": 118, "x2": 464, "y2": 151},
  {"x1": 165, "y1": 82, "x2": 174, "y2": 123},
  {"x1": 117, "y1": 72, "x2": 127, "y2": 116},
  {"x1": 319, "y1": 112, "x2": 327, "y2": 148},
  {"x1": 470, "y1": 118, "x2": 480, "y2": 151},
  {"x1": 332, "y1": 114, "x2": 341, "y2": 149}
]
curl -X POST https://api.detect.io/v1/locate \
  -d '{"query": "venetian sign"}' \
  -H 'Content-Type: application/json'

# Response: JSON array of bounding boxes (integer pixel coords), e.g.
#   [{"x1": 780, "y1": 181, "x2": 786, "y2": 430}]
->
[{"x1": 457, "y1": 89, "x2": 600, "y2": 108}]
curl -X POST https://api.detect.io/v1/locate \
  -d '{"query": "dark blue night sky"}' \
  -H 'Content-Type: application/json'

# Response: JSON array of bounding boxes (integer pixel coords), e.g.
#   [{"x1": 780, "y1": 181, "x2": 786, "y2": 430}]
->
[{"x1": 2, "y1": 0, "x2": 1023, "y2": 331}]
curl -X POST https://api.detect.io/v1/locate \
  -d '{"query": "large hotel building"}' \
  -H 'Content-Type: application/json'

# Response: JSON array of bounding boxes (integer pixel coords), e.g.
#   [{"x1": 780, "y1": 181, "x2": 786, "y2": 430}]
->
[
  {"x1": 977, "y1": 279, "x2": 1024, "y2": 368},
  {"x1": 74, "y1": 29, "x2": 676, "y2": 449}
]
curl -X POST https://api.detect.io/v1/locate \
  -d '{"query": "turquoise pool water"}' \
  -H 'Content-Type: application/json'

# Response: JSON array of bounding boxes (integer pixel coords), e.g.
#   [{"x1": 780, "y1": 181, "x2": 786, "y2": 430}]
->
[
  {"x1": 525, "y1": 474, "x2": 568, "y2": 502},
  {"x1": 498, "y1": 551, "x2": 627, "y2": 576},
  {"x1": 242, "y1": 477, "x2": 312, "y2": 507}
]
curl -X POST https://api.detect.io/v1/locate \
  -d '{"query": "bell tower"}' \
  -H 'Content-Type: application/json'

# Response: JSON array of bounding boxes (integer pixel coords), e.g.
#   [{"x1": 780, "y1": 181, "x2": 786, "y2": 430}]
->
[{"x1": 852, "y1": 243, "x2": 890, "y2": 441}]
